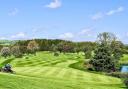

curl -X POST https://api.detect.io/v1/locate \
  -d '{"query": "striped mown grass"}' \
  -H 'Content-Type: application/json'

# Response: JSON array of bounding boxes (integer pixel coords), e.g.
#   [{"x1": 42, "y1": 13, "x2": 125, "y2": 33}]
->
[{"x1": 0, "y1": 51, "x2": 125, "y2": 89}]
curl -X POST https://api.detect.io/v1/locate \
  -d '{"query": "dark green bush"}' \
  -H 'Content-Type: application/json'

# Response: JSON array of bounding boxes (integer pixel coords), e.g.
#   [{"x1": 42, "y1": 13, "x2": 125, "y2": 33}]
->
[
  {"x1": 54, "y1": 52, "x2": 59, "y2": 56},
  {"x1": 124, "y1": 79, "x2": 128, "y2": 88},
  {"x1": 25, "y1": 56, "x2": 29, "y2": 59}
]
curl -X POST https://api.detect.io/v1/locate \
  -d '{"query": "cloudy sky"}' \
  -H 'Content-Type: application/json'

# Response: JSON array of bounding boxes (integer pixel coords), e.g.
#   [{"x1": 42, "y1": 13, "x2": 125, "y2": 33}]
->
[{"x1": 0, "y1": 0, "x2": 128, "y2": 43}]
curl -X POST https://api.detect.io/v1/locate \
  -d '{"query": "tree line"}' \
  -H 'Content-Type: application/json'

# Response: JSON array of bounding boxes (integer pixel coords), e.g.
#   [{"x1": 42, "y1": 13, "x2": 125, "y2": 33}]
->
[{"x1": 0, "y1": 39, "x2": 96, "y2": 58}]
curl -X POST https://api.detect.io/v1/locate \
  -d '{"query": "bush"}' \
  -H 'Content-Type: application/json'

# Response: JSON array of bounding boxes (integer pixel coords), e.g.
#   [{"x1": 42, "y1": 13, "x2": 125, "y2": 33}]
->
[
  {"x1": 124, "y1": 79, "x2": 128, "y2": 88},
  {"x1": 54, "y1": 52, "x2": 59, "y2": 56},
  {"x1": 25, "y1": 56, "x2": 29, "y2": 59},
  {"x1": 86, "y1": 64, "x2": 94, "y2": 71}
]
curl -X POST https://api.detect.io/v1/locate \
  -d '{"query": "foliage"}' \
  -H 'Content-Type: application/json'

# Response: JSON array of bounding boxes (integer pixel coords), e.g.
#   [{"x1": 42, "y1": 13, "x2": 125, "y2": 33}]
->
[
  {"x1": 27, "y1": 40, "x2": 39, "y2": 55},
  {"x1": 57, "y1": 42, "x2": 74, "y2": 53},
  {"x1": 97, "y1": 32, "x2": 116, "y2": 45},
  {"x1": 14, "y1": 39, "x2": 96, "y2": 53},
  {"x1": 89, "y1": 43, "x2": 115, "y2": 72},
  {"x1": 83, "y1": 46, "x2": 92, "y2": 59},
  {"x1": 54, "y1": 52, "x2": 59, "y2": 56},
  {"x1": 124, "y1": 79, "x2": 128, "y2": 88},
  {"x1": 111, "y1": 41, "x2": 124, "y2": 61},
  {"x1": 1, "y1": 47, "x2": 11, "y2": 58},
  {"x1": 11, "y1": 46, "x2": 22, "y2": 58},
  {"x1": 89, "y1": 32, "x2": 124, "y2": 72}
]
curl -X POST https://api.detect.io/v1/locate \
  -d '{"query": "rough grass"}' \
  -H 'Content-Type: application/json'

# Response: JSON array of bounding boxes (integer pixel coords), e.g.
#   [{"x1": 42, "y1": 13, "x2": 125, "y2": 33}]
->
[{"x1": 0, "y1": 51, "x2": 125, "y2": 89}]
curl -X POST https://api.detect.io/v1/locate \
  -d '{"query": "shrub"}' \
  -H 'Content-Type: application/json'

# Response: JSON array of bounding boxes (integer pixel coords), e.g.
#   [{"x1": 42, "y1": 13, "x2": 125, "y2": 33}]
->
[
  {"x1": 25, "y1": 56, "x2": 29, "y2": 59},
  {"x1": 54, "y1": 52, "x2": 59, "y2": 56},
  {"x1": 86, "y1": 64, "x2": 94, "y2": 71},
  {"x1": 124, "y1": 79, "x2": 128, "y2": 88}
]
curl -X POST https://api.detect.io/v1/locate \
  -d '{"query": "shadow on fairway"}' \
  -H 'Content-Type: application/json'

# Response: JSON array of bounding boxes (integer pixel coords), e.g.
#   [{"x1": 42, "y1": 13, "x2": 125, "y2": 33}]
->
[{"x1": 0, "y1": 58, "x2": 15, "y2": 68}]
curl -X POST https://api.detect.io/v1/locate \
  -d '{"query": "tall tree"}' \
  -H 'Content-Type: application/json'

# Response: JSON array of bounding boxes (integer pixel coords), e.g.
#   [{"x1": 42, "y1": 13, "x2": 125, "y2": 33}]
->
[
  {"x1": 27, "y1": 40, "x2": 39, "y2": 55},
  {"x1": 97, "y1": 32, "x2": 116, "y2": 45},
  {"x1": 89, "y1": 32, "x2": 117, "y2": 72},
  {"x1": 89, "y1": 43, "x2": 115, "y2": 72}
]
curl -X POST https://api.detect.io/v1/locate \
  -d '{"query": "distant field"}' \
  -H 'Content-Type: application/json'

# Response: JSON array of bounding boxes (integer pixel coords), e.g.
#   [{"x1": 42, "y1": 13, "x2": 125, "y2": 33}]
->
[
  {"x1": 0, "y1": 52, "x2": 125, "y2": 89},
  {"x1": 0, "y1": 40, "x2": 15, "y2": 46}
]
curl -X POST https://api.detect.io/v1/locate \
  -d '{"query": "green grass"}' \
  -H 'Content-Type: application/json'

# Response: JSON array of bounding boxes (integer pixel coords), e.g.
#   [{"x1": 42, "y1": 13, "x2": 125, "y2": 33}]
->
[
  {"x1": 0, "y1": 51, "x2": 125, "y2": 89},
  {"x1": 120, "y1": 54, "x2": 128, "y2": 64}
]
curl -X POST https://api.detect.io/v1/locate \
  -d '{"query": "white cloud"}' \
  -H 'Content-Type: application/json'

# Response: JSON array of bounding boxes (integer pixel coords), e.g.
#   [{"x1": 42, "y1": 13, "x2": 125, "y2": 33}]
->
[
  {"x1": 106, "y1": 6, "x2": 124, "y2": 16},
  {"x1": 11, "y1": 32, "x2": 26, "y2": 39},
  {"x1": 91, "y1": 6, "x2": 124, "y2": 21},
  {"x1": 59, "y1": 32, "x2": 74, "y2": 40},
  {"x1": 45, "y1": 0, "x2": 61, "y2": 9},
  {"x1": 79, "y1": 27, "x2": 93, "y2": 37},
  {"x1": 117, "y1": 6, "x2": 124, "y2": 12},
  {"x1": 8, "y1": 8, "x2": 19, "y2": 16},
  {"x1": 91, "y1": 12, "x2": 104, "y2": 21},
  {"x1": 0, "y1": 37, "x2": 7, "y2": 40},
  {"x1": 58, "y1": 27, "x2": 94, "y2": 41}
]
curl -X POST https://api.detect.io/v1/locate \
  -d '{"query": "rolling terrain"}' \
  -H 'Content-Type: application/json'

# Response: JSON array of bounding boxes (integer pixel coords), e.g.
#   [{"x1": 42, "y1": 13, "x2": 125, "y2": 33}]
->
[{"x1": 0, "y1": 52, "x2": 125, "y2": 89}]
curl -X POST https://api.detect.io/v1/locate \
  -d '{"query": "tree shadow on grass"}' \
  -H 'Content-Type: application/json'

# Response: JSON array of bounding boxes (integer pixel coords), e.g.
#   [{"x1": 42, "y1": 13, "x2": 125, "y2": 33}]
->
[
  {"x1": 121, "y1": 87, "x2": 127, "y2": 89},
  {"x1": 0, "y1": 58, "x2": 15, "y2": 68}
]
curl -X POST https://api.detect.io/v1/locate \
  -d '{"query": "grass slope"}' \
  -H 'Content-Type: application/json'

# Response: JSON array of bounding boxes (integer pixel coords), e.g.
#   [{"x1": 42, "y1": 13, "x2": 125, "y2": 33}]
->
[
  {"x1": 0, "y1": 52, "x2": 125, "y2": 89},
  {"x1": 120, "y1": 54, "x2": 128, "y2": 64}
]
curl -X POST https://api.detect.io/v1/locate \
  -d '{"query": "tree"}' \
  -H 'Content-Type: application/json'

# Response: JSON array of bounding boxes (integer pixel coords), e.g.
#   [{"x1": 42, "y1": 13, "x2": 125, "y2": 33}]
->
[
  {"x1": 63, "y1": 44, "x2": 74, "y2": 53},
  {"x1": 89, "y1": 32, "x2": 117, "y2": 72},
  {"x1": 89, "y1": 43, "x2": 115, "y2": 72},
  {"x1": 97, "y1": 32, "x2": 116, "y2": 45},
  {"x1": 83, "y1": 46, "x2": 92, "y2": 59},
  {"x1": 111, "y1": 41, "x2": 124, "y2": 61},
  {"x1": 49, "y1": 44, "x2": 57, "y2": 52},
  {"x1": 0, "y1": 45, "x2": 3, "y2": 51},
  {"x1": 11, "y1": 46, "x2": 22, "y2": 58},
  {"x1": 97, "y1": 32, "x2": 123, "y2": 62},
  {"x1": 57, "y1": 42, "x2": 65, "y2": 53},
  {"x1": 1, "y1": 47, "x2": 11, "y2": 58},
  {"x1": 19, "y1": 46, "x2": 27, "y2": 54},
  {"x1": 27, "y1": 40, "x2": 39, "y2": 55},
  {"x1": 57, "y1": 42, "x2": 74, "y2": 53}
]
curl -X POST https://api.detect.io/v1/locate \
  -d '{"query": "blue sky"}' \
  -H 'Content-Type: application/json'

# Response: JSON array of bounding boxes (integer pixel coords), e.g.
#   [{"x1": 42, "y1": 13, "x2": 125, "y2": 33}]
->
[{"x1": 0, "y1": 0, "x2": 128, "y2": 43}]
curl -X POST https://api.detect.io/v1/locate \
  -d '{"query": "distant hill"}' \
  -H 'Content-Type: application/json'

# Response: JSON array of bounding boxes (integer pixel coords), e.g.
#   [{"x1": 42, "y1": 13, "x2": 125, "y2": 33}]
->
[{"x1": 0, "y1": 40, "x2": 16, "y2": 46}]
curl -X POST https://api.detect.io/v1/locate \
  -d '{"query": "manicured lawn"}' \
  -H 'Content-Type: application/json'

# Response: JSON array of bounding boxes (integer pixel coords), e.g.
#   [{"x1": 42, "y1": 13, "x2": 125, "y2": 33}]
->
[{"x1": 0, "y1": 52, "x2": 125, "y2": 89}]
